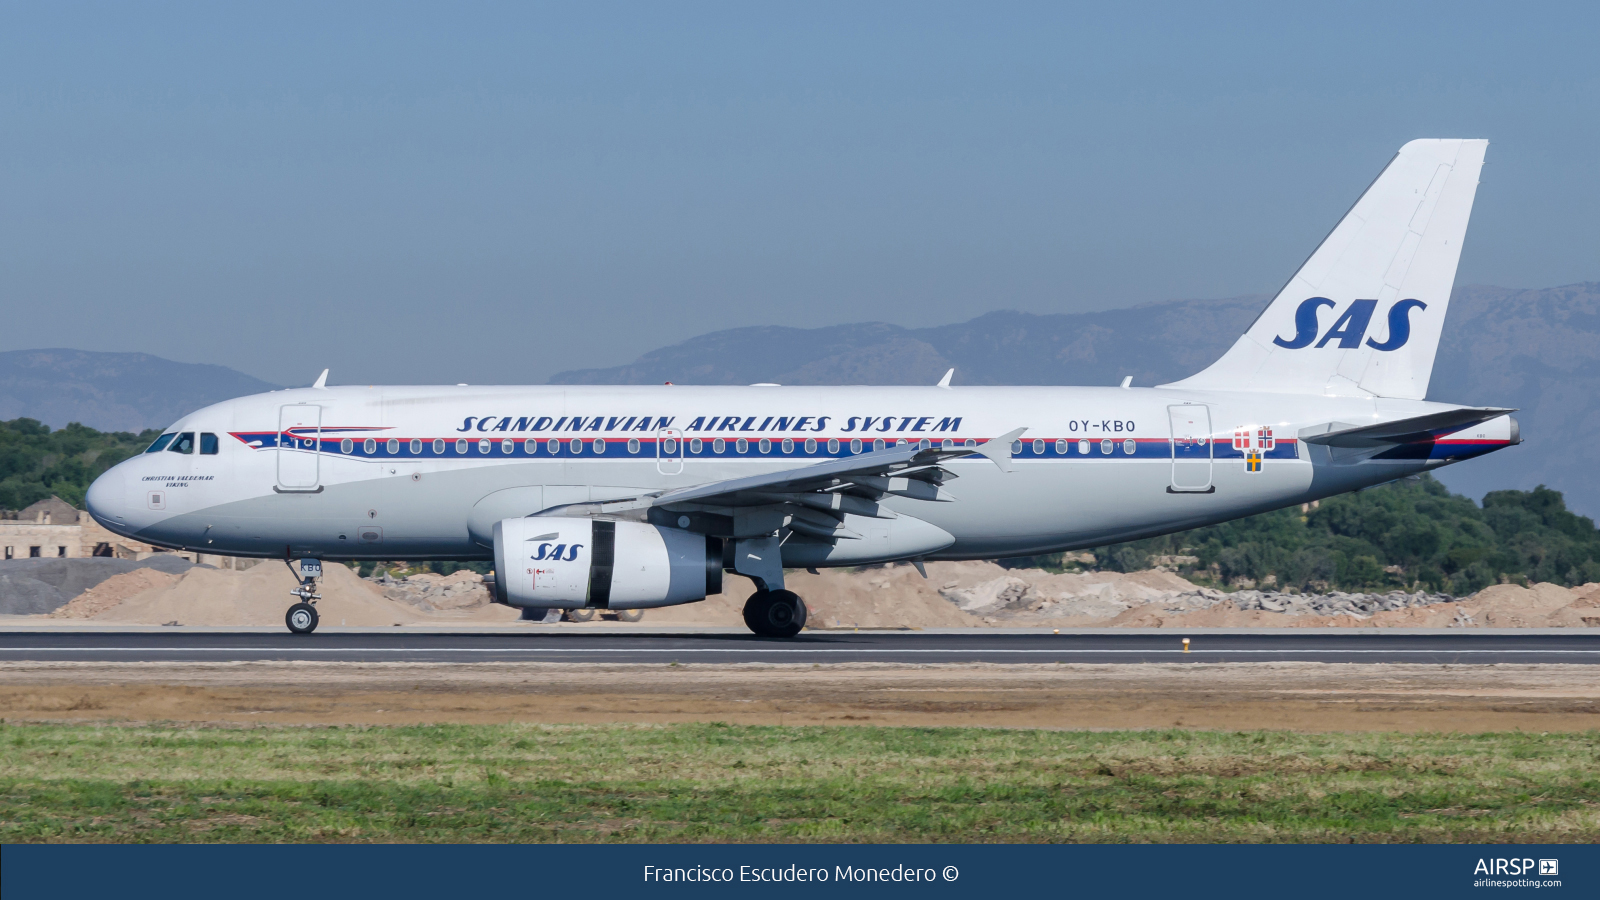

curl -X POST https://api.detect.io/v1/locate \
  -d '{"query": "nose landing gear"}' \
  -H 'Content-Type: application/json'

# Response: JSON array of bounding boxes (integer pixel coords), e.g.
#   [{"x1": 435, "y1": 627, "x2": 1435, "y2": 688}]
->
[
  {"x1": 284, "y1": 558, "x2": 323, "y2": 635},
  {"x1": 742, "y1": 589, "x2": 807, "y2": 637}
]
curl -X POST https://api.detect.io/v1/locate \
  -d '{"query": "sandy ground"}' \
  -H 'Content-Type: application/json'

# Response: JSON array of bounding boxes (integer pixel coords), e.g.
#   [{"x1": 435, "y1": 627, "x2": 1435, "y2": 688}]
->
[
  {"x1": 13, "y1": 558, "x2": 1600, "y2": 630},
  {"x1": 1, "y1": 661, "x2": 1595, "y2": 733}
]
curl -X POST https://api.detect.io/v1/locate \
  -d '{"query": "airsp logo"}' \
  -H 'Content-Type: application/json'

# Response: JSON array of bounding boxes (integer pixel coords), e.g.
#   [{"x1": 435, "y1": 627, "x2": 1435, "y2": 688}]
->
[
  {"x1": 1473, "y1": 858, "x2": 1550, "y2": 876},
  {"x1": 1272, "y1": 297, "x2": 1426, "y2": 351}
]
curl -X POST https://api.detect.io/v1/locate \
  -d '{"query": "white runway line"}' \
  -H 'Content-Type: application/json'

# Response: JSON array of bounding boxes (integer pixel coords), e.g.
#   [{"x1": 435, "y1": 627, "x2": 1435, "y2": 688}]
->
[{"x1": 1, "y1": 647, "x2": 1597, "y2": 655}]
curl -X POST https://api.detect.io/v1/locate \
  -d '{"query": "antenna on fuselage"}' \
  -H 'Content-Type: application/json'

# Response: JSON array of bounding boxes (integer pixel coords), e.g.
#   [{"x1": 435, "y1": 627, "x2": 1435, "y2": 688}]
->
[{"x1": 312, "y1": 369, "x2": 329, "y2": 390}]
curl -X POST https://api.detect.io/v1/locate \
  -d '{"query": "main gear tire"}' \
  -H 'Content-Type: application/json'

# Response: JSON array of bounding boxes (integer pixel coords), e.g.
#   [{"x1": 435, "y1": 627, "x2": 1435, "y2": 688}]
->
[
  {"x1": 286, "y1": 602, "x2": 319, "y2": 635},
  {"x1": 616, "y1": 609, "x2": 644, "y2": 622},
  {"x1": 565, "y1": 608, "x2": 597, "y2": 622},
  {"x1": 742, "y1": 589, "x2": 807, "y2": 637}
]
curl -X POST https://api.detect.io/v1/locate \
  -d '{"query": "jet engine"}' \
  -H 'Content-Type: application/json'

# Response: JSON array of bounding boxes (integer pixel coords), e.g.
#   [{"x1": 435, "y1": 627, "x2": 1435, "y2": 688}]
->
[{"x1": 492, "y1": 516, "x2": 722, "y2": 610}]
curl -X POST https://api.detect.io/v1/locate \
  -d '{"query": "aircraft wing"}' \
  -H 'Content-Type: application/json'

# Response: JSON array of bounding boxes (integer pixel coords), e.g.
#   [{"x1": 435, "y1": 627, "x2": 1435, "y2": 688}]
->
[{"x1": 546, "y1": 428, "x2": 1027, "y2": 542}]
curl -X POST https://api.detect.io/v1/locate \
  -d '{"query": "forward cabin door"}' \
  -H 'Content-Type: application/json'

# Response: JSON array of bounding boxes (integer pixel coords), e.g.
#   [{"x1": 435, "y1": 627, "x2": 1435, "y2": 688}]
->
[
  {"x1": 277, "y1": 404, "x2": 322, "y2": 491},
  {"x1": 1167, "y1": 404, "x2": 1214, "y2": 493}
]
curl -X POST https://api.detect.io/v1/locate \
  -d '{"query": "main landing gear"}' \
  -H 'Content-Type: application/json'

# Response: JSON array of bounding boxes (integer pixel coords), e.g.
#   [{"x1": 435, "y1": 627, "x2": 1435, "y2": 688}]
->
[
  {"x1": 285, "y1": 558, "x2": 322, "y2": 635},
  {"x1": 743, "y1": 589, "x2": 807, "y2": 638}
]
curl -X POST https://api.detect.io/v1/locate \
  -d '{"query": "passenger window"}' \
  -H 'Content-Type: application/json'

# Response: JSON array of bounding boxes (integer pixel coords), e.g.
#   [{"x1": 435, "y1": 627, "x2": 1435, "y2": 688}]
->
[
  {"x1": 1032, "y1": 439, "x2": 1044, "y2": 455},
  {"x1": 478, "y1": 439, "x2": 491, "y2": 454},
  {"x1": 782, "y1": 438, "x2": 793, "y2": 453},
  {"x1": 736, "y1": 438, "x2": 748, "y2": 453},
  {"x1": 828, "y1": 438, "x2": 840, "y2": 454},
  {"x1": 1055, "y1": 439, "x2": 1067, "y2": 455},
  {"x1": 629, "y1": 438, "x2": 641, "y2": 454},
  {"x1": 1100, "y1": 439, "x2": 1113, "y2": 455},
  {"x1": 570, "y1": 439, "x2": 583, "y2": 455},
  {"x1": 342, "y1": 439, "x2": 353, "y2": 454},
  {"x1": 455, "y1": 439, "x2": 468, "y2": 454},
  {"x1": 364, "y1": 438, "x2": 376, "y2": 454},
  {"x1": 690, "y1": 438, "x2": 702, "y2": 454},
  {"x1": 942, "y1": 439, "x2": 954, "y2": 450},
  {"x1": 805, "y1": 438, "x2": 817, "y2": 453},
  {"x1": 593, "y1": 439, "x2": 606, "y2": 455},
  {"x1": 433, "y1": 439, "x2": 445, "y2": 454},
  {"x1": 758, "y1": 438, "x2": 771, "y2": 453},
  {"x1": 167, "y1": 432, "x2": 195, "y2": 454},
  {"x1": 850, "y1": 439, "x2": 861, "y2": 454},
  {"x1": 873, "y1": 439, "x2": 885, "y2": 452},
  {"x1": 1078, "y1": 439, "x2": 1089, "y2": 455},
  {"x1": 1123, "y1": 438, "x2": 1136, "y2": 455},
  {"x1": 410, "y1": 439, "x2": 421, "y2": 454},
  {"x1": 200, "y1": 433, "x2": 219, "y2": 455},
  {"x1": 146, "y1": 433, "x2": 176, "y2": 453},
  {"x1": 713, "y1": 438, "x2": 725, "y2": 454},
  {"x1": 388, "y1": 438, "x2": 400, "y2": 454}
]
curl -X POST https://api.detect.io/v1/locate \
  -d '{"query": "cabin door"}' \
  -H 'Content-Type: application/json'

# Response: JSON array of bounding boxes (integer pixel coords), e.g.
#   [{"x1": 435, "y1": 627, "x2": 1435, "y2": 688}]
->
[
  {"x1": 277, "y1": 404, "x2": 322, "y2": 491},
  {"x1": 1167, "y1": 404, "x2": 1214, "y2": 493}
]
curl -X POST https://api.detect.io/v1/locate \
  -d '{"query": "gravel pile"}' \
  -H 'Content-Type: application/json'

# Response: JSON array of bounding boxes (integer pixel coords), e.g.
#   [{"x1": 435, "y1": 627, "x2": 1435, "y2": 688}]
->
[
  {"x1": 1124, "y1": 588, "x2": 1457, "y2": 619},
  {"x1": 0, "y1": 556, "x2": 199, "y2": 616},
  {"x1": 939, "y1": 572, "x2": 1459, "y2": 623},
  {"x1": 1197, "y1": 589, "x2": 1455, "y2": 618},
  {"x1": 369, "y1": 570, "x2": 491, "y2": 612}
]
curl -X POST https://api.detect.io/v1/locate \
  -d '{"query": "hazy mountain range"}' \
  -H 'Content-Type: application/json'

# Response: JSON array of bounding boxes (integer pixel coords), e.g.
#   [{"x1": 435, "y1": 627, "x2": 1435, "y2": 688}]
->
[
  {"x1": 0, "y1": 349, "x2": 279, "y2": 434},
  {"x1": 3, "y1": 283, "x2": 1596, "y2": 514}
]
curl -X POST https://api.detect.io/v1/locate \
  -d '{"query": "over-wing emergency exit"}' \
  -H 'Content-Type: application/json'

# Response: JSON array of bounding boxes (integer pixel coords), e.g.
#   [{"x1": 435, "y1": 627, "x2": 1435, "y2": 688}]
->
[{"x1": 85, "y1": 139, "x2": 1516, "y2": 636}]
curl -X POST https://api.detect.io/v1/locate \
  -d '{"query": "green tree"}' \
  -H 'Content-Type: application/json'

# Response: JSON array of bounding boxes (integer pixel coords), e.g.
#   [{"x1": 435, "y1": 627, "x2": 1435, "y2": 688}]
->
[
  {"x1": 1003, "y1": 476, "x2": 1600, "y2": 595},
  {"x1": 0, "y1": 418, "x2": 159, "y2": 510}
]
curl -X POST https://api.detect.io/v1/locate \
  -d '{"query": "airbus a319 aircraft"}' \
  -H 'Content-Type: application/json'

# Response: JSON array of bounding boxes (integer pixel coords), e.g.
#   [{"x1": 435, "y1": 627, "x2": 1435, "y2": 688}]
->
[{"x1": 87, "y1": 139, "x2": 1516, "y2": 636}]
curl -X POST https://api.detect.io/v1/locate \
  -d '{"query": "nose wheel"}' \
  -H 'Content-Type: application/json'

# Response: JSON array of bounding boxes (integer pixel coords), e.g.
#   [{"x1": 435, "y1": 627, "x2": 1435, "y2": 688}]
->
[
  {"x1": 286, "y1": 602, "x2": 319, "y2": 634},
  {"x1": 742, "y1": 589, "x2": 807, "y2": 637},
  {"x1": 283, "y1": 559, "x2": 323, "y2": 635}
]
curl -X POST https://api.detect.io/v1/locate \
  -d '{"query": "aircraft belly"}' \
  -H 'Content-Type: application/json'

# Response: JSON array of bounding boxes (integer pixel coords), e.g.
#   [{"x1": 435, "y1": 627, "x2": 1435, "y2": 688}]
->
[{"x1": 919, "y1": 456, "x2": 1317, "y2": 558}]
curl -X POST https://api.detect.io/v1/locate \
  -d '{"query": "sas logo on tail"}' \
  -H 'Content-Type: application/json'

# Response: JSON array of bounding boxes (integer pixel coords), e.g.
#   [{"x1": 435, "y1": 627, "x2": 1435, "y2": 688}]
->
[
  {"x1": 1273, "y1": 298, "x2": 1425, "y2": 351},
  {"x1": 531, "y1": 543, "x2": 584, "y2": 562}
]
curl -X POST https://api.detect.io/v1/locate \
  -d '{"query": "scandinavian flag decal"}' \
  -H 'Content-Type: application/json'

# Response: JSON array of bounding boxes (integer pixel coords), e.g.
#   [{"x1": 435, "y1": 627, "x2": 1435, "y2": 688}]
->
[
  {"x1": 1234, "y1": 425, "x2": 1275, "y2": 473},
  {"x1": 1232, "y1": 425, "x2": 1275, "y2": 451}
]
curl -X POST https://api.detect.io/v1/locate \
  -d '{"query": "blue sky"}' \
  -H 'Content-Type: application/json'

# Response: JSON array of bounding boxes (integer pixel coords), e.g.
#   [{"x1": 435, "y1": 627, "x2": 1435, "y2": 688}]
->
[{"x1": 1, "y1": 2, "x2": 1596, "y2": 385}]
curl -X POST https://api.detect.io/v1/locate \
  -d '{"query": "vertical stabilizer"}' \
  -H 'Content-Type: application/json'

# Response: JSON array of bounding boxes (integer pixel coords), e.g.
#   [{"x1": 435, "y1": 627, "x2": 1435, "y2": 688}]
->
[{"x1": 1163, "y1": 139, "x2": 1487, "y2": 399}]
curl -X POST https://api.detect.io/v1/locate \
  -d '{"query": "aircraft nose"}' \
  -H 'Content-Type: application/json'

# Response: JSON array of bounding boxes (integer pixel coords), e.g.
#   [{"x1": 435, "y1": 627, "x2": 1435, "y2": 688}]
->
[{"x1": 85, "y1": 465, "x2": 129, "y2": 530}]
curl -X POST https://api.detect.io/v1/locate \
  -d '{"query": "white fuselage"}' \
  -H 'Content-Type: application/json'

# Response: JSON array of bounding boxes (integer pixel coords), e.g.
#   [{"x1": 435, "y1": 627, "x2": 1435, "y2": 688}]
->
[{"x1": 84, "y1": 383, "x2": 1515, "y2": 564}]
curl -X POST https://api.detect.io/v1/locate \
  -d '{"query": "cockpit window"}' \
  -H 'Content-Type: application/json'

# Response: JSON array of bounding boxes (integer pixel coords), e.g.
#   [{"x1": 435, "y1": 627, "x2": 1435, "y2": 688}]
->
[
  {"x1": 145, "y1": 433, "x2": 177, "y2": 454},
  {"x1": 200, "y1": 433, "x2": 219, "y2": 455},
  {"x1": 167, "y1": 432, "x2": 196, "y2": 454}
]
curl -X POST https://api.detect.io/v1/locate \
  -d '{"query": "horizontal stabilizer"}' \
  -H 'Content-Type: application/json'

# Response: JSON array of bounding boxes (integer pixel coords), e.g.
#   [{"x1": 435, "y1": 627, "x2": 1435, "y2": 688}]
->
[{"x1": 1300, "y1": 407, "x2": 1514, "y2": 448}]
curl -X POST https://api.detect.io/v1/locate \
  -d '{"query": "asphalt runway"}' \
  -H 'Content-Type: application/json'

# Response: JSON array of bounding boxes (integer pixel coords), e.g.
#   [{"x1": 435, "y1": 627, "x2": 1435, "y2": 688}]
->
[{"x1": 1, "y1": 630, "x2": 1597, "y2": 664}]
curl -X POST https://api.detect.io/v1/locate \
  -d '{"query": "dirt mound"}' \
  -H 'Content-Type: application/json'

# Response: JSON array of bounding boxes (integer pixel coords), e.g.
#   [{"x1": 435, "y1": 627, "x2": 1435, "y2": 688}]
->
[
  {"x1": 89, "y1": 562, "x2": 427, "y2": 627},
  {"x1": 938, "y1": 563, "x2": 1209, "y2": 623},
  {"x1": 646, "y1": 563, "x2": 984, "y2": 628},
  {"x1": 49, "y1": 568, "x2": 183, "y2": 618}
]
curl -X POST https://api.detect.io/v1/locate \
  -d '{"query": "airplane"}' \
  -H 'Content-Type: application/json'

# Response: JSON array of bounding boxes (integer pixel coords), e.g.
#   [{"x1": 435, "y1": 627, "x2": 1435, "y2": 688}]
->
[{"x1": 85, "y1": 139, "x2": 1516, "y2": 636}]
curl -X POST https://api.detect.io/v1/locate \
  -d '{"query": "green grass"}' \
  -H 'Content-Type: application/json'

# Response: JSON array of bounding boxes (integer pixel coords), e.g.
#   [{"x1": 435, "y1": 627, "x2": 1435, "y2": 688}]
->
[{"x1": 1, "y1": 722, "x2": 1597, "y2": 843}]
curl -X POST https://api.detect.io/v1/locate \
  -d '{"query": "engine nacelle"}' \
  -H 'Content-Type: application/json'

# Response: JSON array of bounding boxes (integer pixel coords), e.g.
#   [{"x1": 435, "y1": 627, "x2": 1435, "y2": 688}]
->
[{"x1": 492, "y1": 516, "x2": 722, "y2": 610}]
